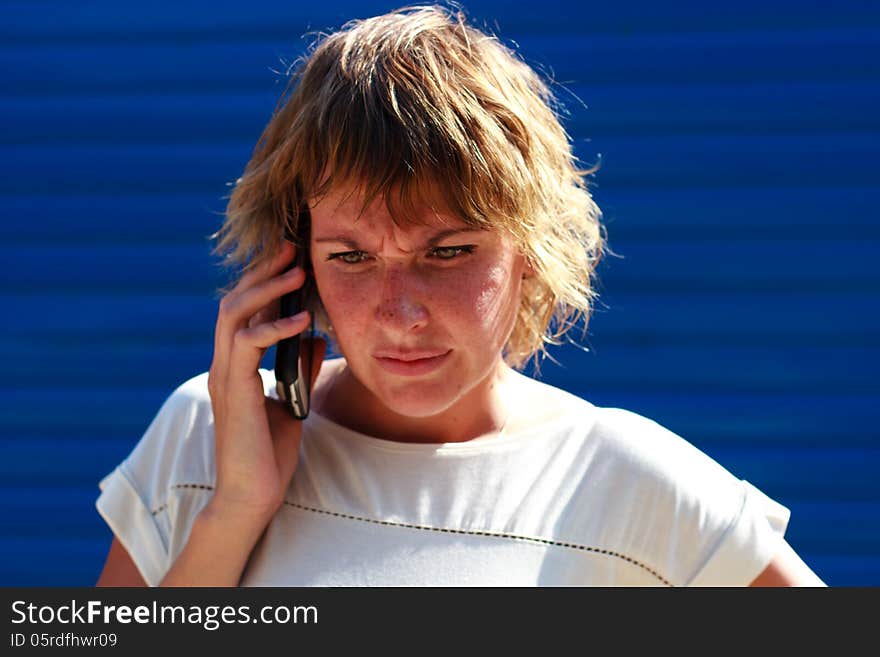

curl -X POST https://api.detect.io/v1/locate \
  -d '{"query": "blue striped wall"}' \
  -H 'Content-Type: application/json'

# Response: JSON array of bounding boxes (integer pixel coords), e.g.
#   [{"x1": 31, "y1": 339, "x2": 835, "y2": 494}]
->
[{"x1": 1, "y1": 0, "x2": 878, "y2": 586}]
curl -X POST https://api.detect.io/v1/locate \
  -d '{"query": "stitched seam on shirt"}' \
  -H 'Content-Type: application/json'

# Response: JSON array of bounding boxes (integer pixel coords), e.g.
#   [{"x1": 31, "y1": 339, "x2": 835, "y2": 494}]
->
[
  {"x1": 156, "y1": 483, "x2": 673, "y2": 586},
  {"x1": 284, "y1": 499, "x2": 673, "y2": 586},
  {"x1": 150, "y1": 483, "x2": 214, "y2": 517}
]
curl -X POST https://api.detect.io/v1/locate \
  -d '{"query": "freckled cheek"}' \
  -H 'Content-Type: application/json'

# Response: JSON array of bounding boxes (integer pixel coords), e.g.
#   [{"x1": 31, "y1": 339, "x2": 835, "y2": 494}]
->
[
  {"x1": 473, "y1": 267, "x2": 513, "y2": 318},
  {"x1": 316, "y1": 273, "x2": 372, "y2": 326},
  {"x1": 315, "y1": 267, "x2": 510, "y2": 332},
  {"x1": 475, "y1": 273, "x2": 503, "y2": 306}
]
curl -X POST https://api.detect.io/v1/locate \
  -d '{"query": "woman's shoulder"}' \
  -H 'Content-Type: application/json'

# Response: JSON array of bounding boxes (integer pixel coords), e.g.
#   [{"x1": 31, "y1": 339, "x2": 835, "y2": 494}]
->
[
  {"x1": 156, "y1": 370, "x2": 213, "y2": 414},
  {"x1": 501, "y1": 370, "x2": 595, "y2": 435},
  {"x1": 510, "y1": 374, "x2": 742, "y2": 495},
  {"x1": 587, "y1": 405, "x2": 737, "y2": 485},
  {"x1": 567, "y1": 400, "x2": 743, "y2": 503},
  {"x1": 173, "y1": 370, "x2": 212, "y2": 397},
  {"x1": 505, "y1": 371, "x2": 679, "y2": 446},
  {"x1": 123, "y1": 371, "x2": 217, "y2": 476}
]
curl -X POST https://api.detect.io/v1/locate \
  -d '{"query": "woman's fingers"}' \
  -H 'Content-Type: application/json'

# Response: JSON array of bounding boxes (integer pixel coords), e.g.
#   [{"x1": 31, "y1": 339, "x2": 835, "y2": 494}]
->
[
  {"x1": 237, "y1": 310, "x2": 311, "y2": 349},
  {"x1": 216, "y1": 239, "x2": 297, "y2": 352},
  {"x1": 237, "y1": 240, "x2": 297, "y2": 290},
  {"x1": 247, "y1": 295, "x2": 281, "y2": 330},
  {"x1": 227, "y1": 310, "x2": 312, "y2": 377},
  {"x1": 211, "y1": 241, "x2": 293, "y2": 366},
  {"x1": 221, "y1": 266, "x2": 306, "y2": 332},
  {"x1": 212, "y1": 262, "x2": 306, "y2": 377},
  {"x1": 206, "y1": 240, "x2": 317, "y2": 516}
]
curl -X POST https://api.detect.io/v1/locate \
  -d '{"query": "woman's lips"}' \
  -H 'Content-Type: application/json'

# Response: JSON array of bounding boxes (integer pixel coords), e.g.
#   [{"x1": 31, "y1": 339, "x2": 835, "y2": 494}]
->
[{"x1": 373, "y1": 350, "x2": 452, "y2": 376}]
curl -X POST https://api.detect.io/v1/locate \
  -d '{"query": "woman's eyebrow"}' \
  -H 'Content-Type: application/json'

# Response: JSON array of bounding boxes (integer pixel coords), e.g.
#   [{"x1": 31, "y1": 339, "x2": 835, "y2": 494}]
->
[{"x1": 314, "y1": 228, "x2": 483, "y2": 249}]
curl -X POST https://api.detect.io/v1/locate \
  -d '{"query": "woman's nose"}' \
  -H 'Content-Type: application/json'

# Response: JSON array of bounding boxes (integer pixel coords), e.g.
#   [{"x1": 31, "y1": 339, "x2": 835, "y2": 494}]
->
[{"x1": 375, "y1": 266, "x2": 429, "y2": 332}]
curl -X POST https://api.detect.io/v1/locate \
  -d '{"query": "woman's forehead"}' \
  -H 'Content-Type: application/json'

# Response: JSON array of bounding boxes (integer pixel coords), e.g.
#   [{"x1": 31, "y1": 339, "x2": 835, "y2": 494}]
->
[{"x1": 309, "y1": 181, "x2": 467, "y2": 231}]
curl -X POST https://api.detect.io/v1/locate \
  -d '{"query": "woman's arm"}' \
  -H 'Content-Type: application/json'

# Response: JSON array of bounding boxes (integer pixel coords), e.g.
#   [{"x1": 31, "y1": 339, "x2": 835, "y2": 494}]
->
[
  {"x1": 95, "y1": 537, "x2": 147, "y2": 587},
  {"x1": 96, "y1": 503, "x2": 276, "y2": 587},
  {"x1": 749, "y1": 538, "x2": 826, "y2": 587},
  {"x1": 97, "y1": 240, "x2": 323, "y2": 588},
  {"x1": 155, "y1": 502, "x2": 274, "y2": 587}
]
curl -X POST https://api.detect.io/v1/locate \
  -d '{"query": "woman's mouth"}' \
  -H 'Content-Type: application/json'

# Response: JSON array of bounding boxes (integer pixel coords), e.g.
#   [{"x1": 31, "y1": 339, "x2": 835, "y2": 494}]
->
[{"x1": 372, "y1": 350, "x2": 452, "y2": 376}]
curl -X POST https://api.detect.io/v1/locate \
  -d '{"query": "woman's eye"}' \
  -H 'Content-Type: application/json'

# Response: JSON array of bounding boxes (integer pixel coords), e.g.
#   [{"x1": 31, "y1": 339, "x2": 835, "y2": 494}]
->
[
  {"x1": 326, "y1": 246, "x2": 475, "y2": 265},
  {"x1": 428, "y1": 245, "x2": 475, "y2": 260},
  {"x1": 327, "y1": 250, "x2": 369, "y2": 264}
]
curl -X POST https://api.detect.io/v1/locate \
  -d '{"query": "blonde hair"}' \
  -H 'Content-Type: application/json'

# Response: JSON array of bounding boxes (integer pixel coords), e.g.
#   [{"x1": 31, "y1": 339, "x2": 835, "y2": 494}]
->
[{"x1": 212, "y1": 3, "x2": 605, "y2": 370}]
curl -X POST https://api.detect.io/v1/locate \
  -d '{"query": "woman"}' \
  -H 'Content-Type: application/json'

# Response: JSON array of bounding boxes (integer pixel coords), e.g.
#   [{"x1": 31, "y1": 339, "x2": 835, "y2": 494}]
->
[{"x1": 95, "y1": 5, "x2": 824, "y2": 586}]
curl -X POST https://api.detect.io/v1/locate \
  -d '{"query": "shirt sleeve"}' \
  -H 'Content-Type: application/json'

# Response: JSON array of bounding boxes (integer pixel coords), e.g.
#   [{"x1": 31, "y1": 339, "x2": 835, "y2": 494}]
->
[
  {"x1": 95, "y1": 372, "x2": 216, "y2": 586},
  {"x1": 686, "y1": 479, "x2": 790, "y2": 586},
  {"x1": 590, "y1": 408, "x2": 791, "y2": 587}
]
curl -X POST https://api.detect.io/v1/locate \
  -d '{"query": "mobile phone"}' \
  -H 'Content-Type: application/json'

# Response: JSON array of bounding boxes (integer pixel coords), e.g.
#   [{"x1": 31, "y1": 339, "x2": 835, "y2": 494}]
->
[{"x1": 274, "y1": 207, "x2": 314, "y2": 419}]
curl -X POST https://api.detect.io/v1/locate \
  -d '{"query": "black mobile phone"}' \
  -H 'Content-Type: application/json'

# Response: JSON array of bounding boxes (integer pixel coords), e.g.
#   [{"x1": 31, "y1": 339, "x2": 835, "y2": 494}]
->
[{"x1": 275, "y1": 207, "x2": 314, "y2": 419}]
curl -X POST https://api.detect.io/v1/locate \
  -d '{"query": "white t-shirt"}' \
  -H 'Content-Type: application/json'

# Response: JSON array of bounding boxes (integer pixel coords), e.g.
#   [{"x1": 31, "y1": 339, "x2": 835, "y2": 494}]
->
[{"x1": 96, "y1": 366, "x2": 789, "y2": 586}]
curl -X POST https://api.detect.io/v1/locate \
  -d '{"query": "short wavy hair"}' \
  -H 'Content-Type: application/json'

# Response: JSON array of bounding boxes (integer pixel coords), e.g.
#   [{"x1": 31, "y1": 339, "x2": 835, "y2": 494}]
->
[{"x1": 212, "y1": 3, "x2": 605, "y2": 370}]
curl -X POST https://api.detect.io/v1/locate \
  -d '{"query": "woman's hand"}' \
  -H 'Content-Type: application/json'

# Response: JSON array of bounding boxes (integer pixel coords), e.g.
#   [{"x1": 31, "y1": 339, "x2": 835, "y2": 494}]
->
[{"x1": 206, "y1": 240, "x2": 325, "y2": 524}]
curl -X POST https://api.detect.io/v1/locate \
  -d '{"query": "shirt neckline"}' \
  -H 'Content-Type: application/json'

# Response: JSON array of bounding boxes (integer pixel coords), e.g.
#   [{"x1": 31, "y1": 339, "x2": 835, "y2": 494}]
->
[
  {"x1": 305, "y1": 407, "x2": 514, "y2": 455},
  {"x1": 261, "y1": 365, "x2": 590, "y2": 455}
]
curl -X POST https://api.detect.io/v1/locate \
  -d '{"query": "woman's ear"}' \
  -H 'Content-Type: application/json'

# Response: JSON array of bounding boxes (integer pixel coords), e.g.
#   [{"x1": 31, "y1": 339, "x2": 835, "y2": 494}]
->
[{"x1": 522, "y1": 257, "x2": 536, "y2": 279}]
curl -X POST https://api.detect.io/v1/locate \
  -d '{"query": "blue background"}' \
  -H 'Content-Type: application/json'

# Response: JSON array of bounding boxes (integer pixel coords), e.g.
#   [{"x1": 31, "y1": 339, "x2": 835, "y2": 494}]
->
[{"x1": 1, "y1": 0, "x2": 878, "y2": 586}]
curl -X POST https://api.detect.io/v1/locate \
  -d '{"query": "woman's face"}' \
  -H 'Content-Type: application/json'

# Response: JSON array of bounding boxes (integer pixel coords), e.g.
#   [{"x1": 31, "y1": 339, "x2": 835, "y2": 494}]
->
[{"x1": 309, "y1": 183, "x2": 527, "y2": 427}]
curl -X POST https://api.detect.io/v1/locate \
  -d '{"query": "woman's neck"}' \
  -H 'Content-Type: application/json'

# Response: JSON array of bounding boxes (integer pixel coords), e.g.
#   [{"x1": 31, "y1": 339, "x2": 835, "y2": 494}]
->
[{"x1": 310, "y1": 357, "x2": 515, "y2": 444}]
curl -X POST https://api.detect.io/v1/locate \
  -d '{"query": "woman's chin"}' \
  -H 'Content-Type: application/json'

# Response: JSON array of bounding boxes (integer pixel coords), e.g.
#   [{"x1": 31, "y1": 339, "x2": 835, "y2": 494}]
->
[{"x1": 375, "y1": 386, "x2": 459, "y2": 419}]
